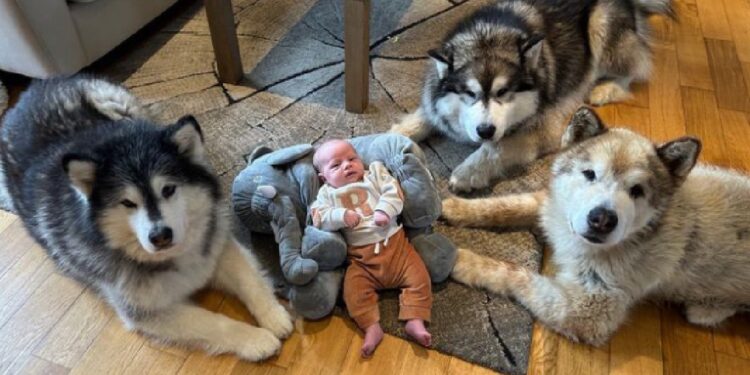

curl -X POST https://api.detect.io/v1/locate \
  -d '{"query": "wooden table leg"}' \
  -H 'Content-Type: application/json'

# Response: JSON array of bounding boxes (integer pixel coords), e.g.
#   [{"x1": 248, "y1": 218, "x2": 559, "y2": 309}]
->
[
  {"x1": 205, "y1": 0, "x2": 243, "y2": 84},
  {"x1": 344, "y1": 0, "x2": 370, "y2": 113}
]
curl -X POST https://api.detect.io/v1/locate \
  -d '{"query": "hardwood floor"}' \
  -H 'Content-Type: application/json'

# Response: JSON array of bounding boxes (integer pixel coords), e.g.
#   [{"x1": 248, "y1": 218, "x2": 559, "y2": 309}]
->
[{"x1": 2, "y1": 0, "x2": 750, "y2": 373}]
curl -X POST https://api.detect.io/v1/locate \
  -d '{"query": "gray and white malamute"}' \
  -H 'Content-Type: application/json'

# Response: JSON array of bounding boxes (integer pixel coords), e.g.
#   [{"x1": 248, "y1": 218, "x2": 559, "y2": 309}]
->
[
  {"x1": 443, "y1": 107, "x2": 750, "y2": 345},
  {"x1": 0, "y1": 77, "x2": 293, "y2": 360},
  {"x1": 392, "y1": 0, "x2": 672, "y2": 191}
]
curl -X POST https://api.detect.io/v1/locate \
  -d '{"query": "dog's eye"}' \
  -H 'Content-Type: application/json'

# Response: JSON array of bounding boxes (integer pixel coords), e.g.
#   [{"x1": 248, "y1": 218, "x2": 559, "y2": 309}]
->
[
  {"x1": 495, "y1": 88, "x2": 508, "y2": 97},
  {"x1": 517, "y1": 82, "x2": 534, "y2": 92},
  {"x1": 582, "y1": 169, "x2": 596, "y2": 181},
  {"x1": 162, "y1": 185, "x2": 176, "y2": 199},
  {"x1": 121, "y1": 199, "x2": 137, "y2": 208},
  {"x1": 462, "y1": 91, "x2": 477, "y2": 99},
  {"x1": 629, "y1": 184, "x2": 645, "y2": 199}
]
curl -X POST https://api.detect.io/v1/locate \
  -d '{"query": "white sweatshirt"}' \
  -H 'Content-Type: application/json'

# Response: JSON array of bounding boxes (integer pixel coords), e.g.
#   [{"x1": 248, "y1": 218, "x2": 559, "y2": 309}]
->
[{"x1": 311, "y1": 162, "x2": 403, "y2": 247}]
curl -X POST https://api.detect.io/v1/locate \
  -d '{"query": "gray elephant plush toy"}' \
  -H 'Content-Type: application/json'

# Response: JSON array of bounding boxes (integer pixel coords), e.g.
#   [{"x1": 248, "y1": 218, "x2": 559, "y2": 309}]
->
[{"x1": 232, "y1": 133, "x2": 457, "y2": 320}]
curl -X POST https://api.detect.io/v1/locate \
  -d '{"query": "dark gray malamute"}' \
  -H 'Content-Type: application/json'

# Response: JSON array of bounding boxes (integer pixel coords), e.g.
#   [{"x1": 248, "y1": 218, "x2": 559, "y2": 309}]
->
[
  {"x1": 392, "y1": 0, "x2": 672, "y2": 192},
  {"x1": 0, "y1": 76, "x2": 293, "y2": 360}
]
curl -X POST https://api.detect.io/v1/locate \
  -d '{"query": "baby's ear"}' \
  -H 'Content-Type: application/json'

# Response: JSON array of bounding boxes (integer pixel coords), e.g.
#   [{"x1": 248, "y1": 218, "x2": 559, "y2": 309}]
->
[{"x1": 317, "y1": 172, "x2": 326, "y2": 183}]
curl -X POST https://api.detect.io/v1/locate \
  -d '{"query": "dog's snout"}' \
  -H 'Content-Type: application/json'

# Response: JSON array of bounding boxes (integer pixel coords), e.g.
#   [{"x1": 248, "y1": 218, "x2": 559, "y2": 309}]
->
[
  {"x1": 587, "y1": 207, "x2": 618, "y2": 234},
  {"x1": 148, "y1": 226, "x2": 173, "y2": 249},
  {"x1": 476, "y1": 124, "x2": 496, "y2": 140}
]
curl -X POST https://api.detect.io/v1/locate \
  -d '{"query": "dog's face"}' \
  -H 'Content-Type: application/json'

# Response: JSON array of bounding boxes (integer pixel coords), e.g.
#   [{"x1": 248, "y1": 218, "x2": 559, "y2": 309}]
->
[
  {"x1": 551, "y1": 108, "x2": 701, "y2": 248},
  {"x1": 428, "y1": 33, "x2": 543, "y2": 143},
  {"x1": 63, "y1": 116, "x2": 220, "y2": 263}
]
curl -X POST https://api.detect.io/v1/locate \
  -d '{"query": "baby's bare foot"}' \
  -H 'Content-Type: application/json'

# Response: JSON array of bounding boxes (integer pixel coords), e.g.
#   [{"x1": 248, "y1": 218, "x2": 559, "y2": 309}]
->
[
  {"x1": 361, "y1": 323, "x2": 384, "y2": 357},
  {"x1": 405, "y1": 319, "x2": 432, "y2": 347}
]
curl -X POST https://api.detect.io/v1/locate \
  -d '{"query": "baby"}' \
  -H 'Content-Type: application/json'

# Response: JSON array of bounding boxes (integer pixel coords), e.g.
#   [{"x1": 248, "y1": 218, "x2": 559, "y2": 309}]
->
[{"x1": 310, "y1": 139, "x2": 433, "y2": 357}]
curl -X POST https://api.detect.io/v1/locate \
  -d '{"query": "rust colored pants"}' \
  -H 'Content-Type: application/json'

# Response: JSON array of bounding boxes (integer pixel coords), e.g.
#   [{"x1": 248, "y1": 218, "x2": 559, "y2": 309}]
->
[{"x1": 343, "y1": 228, "x2": 432, "y2": 329}]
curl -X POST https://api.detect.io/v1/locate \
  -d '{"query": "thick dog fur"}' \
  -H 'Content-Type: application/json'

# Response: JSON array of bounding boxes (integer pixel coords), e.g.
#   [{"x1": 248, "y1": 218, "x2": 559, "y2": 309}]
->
[
  {"x1": 392, "y1": 0, "x2": 672, "y2": 192},
  {"x1": 444, "y1": 107, "x2": 750, "y2": 345},
  {"x1": 0, "y1": 77, "x2": 293, "y2": 360}
]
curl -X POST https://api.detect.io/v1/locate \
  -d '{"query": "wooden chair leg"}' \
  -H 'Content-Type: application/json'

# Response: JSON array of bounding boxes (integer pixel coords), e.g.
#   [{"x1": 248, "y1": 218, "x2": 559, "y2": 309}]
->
[
  {"x1": 205, "y1": 0, "x2": 243, "y2": 84},
  {"x1": 344, "y1": 0, "x2": 370, "y2": 113}
]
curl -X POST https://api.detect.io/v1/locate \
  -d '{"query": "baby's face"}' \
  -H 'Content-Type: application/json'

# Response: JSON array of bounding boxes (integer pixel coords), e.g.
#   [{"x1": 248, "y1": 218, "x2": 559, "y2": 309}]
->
[{"x1": 316, "y1": 141, "x2": 365, "y2": 188}]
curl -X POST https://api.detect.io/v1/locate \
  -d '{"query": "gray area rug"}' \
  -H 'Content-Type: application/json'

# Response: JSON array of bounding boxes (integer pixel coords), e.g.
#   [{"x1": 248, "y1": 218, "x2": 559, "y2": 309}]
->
[{"x1": 89, "y1": 0, "x2": 549, "y2": 373}]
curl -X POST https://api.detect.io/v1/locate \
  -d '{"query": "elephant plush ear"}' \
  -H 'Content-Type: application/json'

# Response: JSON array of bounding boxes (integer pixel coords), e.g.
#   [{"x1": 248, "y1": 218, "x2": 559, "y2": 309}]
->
[{"x1": 266, "y1": 144, "x2": 314, "y2": 166}]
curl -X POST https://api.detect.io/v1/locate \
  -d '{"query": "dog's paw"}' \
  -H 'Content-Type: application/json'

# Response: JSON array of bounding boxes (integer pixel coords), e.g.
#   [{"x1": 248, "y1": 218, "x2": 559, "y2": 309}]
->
[
  {"x1": 441, "y1": 196, "x2": 473, "y2": 226},
  {"x1": 588, "y1": 81, "x2": 632, "y2": 106},
  {"x1": 685, "y1": 305, "x2": 736, "y2": 327},
  {"x1": 235, "y1": 326, "x2": 282, "y2": 361},
  {"x1": 449, "y1": 169, "x2": 489, "y2": 193},
  {"x1": 256, "y1": 303, "x2": 294, "y2": 339}
]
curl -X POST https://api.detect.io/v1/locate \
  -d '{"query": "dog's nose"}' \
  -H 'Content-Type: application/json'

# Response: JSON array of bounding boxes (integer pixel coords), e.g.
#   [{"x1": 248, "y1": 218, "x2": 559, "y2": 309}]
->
[
  {"x1": 476, "y1": 124, "x2": 496, "y2": 139},
  {"x1": 149, "y1": 227, "x2": 173, "y2": 249},
  {"x1": 587, "y1": 207, "x2": 618, "y2": 234}
]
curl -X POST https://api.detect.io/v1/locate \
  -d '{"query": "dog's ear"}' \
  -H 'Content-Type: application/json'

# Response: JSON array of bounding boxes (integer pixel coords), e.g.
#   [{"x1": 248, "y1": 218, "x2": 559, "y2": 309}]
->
[
  {"x1": 62, "y1": 154, "x2": 97, "y2": 198},
  {"x1": 561, "y1": 106, "x2": 607, "y2": 147},
  {"x1": 521, "y1": 34, "x2": 544, "y2": 69},
  {"x1": 656, "y1": 137, "x2": 701, "y2": 178},
  {"x1": 428, "y1": 47, "x2": 453, "y2": 79},
  {"x1": 169, "y1": 115, "x2": 205, "y2": 162}
]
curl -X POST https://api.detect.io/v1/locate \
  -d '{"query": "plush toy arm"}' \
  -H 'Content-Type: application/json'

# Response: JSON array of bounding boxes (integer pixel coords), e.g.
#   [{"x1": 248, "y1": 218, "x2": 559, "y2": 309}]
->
[{"x1": 270, "y1": 193, "x2": 319, "y2": 285}]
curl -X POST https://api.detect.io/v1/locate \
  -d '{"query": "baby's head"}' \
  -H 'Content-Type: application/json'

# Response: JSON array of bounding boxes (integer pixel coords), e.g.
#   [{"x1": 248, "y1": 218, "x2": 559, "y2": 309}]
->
[{"x1": 313, "y1": 139, "x2": 365, "y2": 188}]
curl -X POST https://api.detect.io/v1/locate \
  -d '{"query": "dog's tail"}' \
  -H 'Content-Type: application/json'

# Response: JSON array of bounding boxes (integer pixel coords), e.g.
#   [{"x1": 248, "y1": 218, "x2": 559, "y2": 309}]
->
[{"x1": 632, "y1": 0, "x2": 675, "y2": 18}]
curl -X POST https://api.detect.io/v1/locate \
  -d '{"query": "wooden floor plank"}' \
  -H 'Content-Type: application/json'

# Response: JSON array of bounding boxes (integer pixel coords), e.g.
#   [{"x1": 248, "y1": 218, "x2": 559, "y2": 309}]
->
[
  {"x1": 16, "y1": 355, "x2": 70, "y2": 375},
  {"x1": 284, "y1": 315, "x2": 356, "y2": 374},
  {"x1": 609, "y1": 304, "x2": 663, "y2": 375},
  {"x1": 555, "y1": 336, "x2": 609, "y2": 375},
  {"x1": 339, "y1": 331, "x2": 411, "y2": 375},
  {"x1": 649, "y1": 46, "x2": 687, "y2": 142},
  {"x1": 122, "y1": 344, "x2": 186, "y2": 375},
  {"x1": 722, "y1": 0, "x2": 750, "y2": 62},
  {"x1": 713, "y1": 314, "x2": 750, "y2": 360},
  {"x1": 0, "y1": 272, "x2": 84, "y2": 374},
  {"x1": 0, "y1": 219, "x2": 44, "y2": 278},
  {"x1": 705, "y1": 39, "x2": 750, "y2": 112},
  {"x1": 0, "y1": 245, "x2": 54, "y2": 328},
  {"x1": 680, "y1": 87, "x2": 730, "y2": 167},
  {"x1": 717, "y1": 110, "x2": 750, "y2": 171},
  {"x1": 34, "y1": 289, "x2": 115, "y2": 368},
  {"x1": 527, "y1": 322, "x2": 560, "y2": 375},
  {"x1": 662, "y1": 308, "x2": 719, "y2": 375},
  {"x1": 674, "y1": 1, "x2": 715, "y2": 90},
  {"x1": 0, "y1": 212, "x2": 16, "y2": 233},
  {"x1": 695, "y1": 0, "x2": 734, "y2": 41},
  {"x1": 716, "y1": 352, "x2": 750, "y2": 375},
  {"x1": 445, "y1": 356, "x2": 498, "y2": 375},
  {"x1": 68, "y1": 319, "x2": 146, "y2": 375}
]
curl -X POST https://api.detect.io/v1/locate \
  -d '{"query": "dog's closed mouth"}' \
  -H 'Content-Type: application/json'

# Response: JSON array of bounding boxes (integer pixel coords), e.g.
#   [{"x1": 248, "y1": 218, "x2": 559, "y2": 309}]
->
[{"x1": 582, "y1": 234, "x2": 604, "y2": 244}]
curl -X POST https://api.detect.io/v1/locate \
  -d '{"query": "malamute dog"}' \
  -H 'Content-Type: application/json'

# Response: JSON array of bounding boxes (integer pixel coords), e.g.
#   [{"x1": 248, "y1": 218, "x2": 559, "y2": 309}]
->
[
  {"x1": 442, "y1": 107, "x2": 750, "y2": 345},
  {"x1": 392, "y1": 0, "x2": 672, "y2": 192},
  {"x1": 0, "y1": 77, "x2": 293, "y2": 360}
]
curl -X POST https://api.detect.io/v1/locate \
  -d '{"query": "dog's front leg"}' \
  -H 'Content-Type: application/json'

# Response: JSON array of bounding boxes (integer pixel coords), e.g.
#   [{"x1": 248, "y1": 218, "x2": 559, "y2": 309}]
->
[
  {"x1": 452, "y1": 248, "x2": 629, "y2": 346},
  {"x1": 213, "y1": 240, "x2": 294, "y2": 339},
  {"x1": 442, "y1": 191, "x2": 546, "y2": 227},
  {"x1": 132, "y1": 303, "x2": 282, "y2": 361},
  {"x1": 449, "y1": 142, "x2": 500, "y2": 192}
]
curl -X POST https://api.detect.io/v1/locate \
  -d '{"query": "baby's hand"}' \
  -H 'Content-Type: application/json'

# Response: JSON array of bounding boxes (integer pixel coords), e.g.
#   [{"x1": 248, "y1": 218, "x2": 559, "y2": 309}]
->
[
  {"x1": 374, "y1": 211, "x2": 390, "y2": 227},
  {"x1": 344, "y1": 210, "x2": 361, "y2": 228}
]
